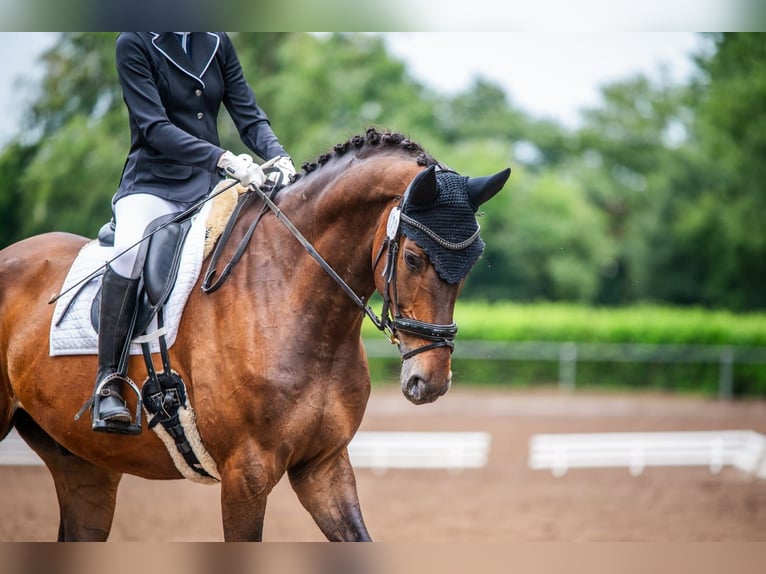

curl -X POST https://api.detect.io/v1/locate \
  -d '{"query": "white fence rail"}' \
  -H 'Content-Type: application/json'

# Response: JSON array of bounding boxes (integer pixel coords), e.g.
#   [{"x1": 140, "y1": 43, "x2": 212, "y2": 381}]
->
[
  {"x1": 0, "y1": 429, "x2": 491, "y2": 473},
  {"x1": 529, "y1": 430, "x2": 766, "y2": 478}
]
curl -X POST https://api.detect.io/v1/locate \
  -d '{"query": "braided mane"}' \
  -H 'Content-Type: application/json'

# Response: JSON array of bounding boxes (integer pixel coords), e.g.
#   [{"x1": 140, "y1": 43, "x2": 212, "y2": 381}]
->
[{"x1": 291, "y1": 128, "x2": 438, "y2": 183}]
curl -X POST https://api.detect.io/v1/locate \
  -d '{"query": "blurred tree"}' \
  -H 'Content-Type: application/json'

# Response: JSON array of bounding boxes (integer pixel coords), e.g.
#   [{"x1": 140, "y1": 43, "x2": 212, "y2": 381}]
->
[
  {"x1": 0, "y1": 141, "x2": 38, "y2": 248},
  {"x1": 26, "y1": 33, "x2": 122, "y2": 140},
  {"x1": 432, "y1": 77, "x2": 572, "y2": 169},
  {"x1": 571, "y1": 73, "x2": 693, "y2": 305},
  {"x1": 4, "y1": 32, "x2": 763, "y2": 312},
  {"x1": 464, "y1": 168, "x2": 615, "y2": 302},
  {"x1": 692, "y1": 33, "x2": 766, "y2": 309},
  {"x1": 19, "y1": 114, "x2": 125, "y2": 238},
  {"x1": 635, "y1": 33, "x2": 766, "y2": 310},
  {"x1": 226, "y1": 33, "x2": 439, "y2": 163}
]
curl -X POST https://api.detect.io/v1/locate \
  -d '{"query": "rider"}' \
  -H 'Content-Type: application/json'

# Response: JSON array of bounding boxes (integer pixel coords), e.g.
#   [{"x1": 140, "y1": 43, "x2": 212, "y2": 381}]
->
[{"x1": 91, "y1": 32, "x2": 296, "y2": 433}]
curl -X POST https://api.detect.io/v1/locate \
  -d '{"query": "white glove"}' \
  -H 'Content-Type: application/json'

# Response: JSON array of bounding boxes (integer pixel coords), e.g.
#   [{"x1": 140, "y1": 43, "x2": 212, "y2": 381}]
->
[
  {"x1": 262, "y1": 155, "x2": 296, "y2": 185},
  {"x1": 217, "y1": 151, "x2": 266, "y2": 189}
]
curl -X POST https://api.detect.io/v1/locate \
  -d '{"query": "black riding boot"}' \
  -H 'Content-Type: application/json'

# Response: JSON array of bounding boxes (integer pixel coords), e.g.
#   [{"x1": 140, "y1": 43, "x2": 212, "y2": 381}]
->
[{"x1": 92, "y1": 265, "x2": 139, "y2": 432}]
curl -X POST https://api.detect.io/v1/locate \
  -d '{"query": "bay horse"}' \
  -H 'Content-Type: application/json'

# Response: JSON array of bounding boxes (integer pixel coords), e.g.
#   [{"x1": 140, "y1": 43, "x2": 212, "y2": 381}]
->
[{"x1": 0, "y1": 129, "x2": 509, "y2": 541}]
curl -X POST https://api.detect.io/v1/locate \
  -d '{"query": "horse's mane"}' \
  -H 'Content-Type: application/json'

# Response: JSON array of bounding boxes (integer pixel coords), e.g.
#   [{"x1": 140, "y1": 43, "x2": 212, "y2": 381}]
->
[{"x1": 291, "y1": 128, "x2": 438, "y2": 183}]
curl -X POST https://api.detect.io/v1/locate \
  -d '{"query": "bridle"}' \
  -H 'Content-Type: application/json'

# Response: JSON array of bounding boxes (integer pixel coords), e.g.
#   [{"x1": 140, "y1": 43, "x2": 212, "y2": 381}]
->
[
  {"x1": 372, "y1": 203, "x2": 460, "y2": 360},
  {"x1": 249, "y1": 176, "x2": 479, "y2": 362}
]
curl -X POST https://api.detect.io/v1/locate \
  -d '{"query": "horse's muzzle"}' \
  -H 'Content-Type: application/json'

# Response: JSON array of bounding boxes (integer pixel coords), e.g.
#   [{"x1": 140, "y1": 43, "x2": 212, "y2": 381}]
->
[{"x1": 401, "y1": 369, "x2": 452, "y2": 405}]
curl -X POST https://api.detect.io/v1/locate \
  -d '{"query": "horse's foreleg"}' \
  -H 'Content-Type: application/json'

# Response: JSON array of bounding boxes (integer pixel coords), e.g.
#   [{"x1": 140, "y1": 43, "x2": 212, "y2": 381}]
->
[
  {"x1": 219, "y1": 450, "x2": 279, "y2": 541},
  {"x1": 14, "y1": 410, "x2": 122, "y2": 541},
  {"x1": 288, "y1": 449, "x2": 371, "y2": 541}
]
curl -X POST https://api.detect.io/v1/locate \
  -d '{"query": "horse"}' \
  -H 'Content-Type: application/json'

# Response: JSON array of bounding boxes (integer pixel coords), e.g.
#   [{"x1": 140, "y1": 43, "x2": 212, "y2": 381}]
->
[{"x1": 0, "y1": 128, "x2": 509, "y2": 541}]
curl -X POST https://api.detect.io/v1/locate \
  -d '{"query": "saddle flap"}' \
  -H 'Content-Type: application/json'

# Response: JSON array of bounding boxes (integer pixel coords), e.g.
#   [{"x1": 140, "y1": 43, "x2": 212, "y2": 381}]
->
[
  {"x1": 144, "y1": 219, "x2": 192, "y2": 305},
  {"x1": 90, "y1": 215, "x2": 193, "y2": 335}
]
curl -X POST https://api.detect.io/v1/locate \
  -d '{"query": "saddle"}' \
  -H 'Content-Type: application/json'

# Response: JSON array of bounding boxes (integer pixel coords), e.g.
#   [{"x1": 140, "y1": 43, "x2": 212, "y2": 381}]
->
[
  {"x1": 74, "y1": 180, "x2": 272, "y2": 481},
  {"x1": 91, "y1": 213, "x2": 192, "y2": 339}
]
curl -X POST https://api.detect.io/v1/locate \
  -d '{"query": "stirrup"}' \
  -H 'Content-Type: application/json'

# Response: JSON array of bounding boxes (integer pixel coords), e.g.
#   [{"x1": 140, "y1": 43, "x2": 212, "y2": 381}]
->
[{"x1": 91, "y1": 372, "x2": 143, "y2": 435}]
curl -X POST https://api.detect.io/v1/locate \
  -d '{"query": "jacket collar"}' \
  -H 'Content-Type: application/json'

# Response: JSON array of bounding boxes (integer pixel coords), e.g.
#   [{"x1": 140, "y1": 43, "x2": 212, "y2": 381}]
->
[{"x1": 150, "y1": 32, "x2": 220, "y2": 87}]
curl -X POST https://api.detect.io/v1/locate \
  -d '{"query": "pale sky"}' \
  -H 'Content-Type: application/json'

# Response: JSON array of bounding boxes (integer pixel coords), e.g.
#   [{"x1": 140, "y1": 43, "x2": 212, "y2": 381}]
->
[
  {"x1": 0, "y1": 32, "x2": 58, "y2": 144},
  {"x1": 382, "y1": 33, "x2": 705, "y2": 127},
  {"x1": 0, "y1": 32, "x2": 705, "y2": 145}
]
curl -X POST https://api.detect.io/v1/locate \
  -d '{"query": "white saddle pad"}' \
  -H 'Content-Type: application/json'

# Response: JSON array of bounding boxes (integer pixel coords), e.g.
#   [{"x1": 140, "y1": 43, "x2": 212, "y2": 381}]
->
[{"x1": 49, "y1": 201, "x2": 211, "y2": 357}]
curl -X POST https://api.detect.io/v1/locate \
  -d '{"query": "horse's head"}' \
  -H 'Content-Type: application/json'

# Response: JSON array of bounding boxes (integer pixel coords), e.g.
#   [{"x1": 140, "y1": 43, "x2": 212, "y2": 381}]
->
[{"x1": 374, "y1": 164, "x2": 510, "y2": 404}]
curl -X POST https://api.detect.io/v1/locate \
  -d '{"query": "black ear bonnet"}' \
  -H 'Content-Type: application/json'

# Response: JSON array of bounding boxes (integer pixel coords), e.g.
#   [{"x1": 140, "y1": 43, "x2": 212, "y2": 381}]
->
[{"x1": 399, "y1": 166, "x2": 508, "y2": 284}]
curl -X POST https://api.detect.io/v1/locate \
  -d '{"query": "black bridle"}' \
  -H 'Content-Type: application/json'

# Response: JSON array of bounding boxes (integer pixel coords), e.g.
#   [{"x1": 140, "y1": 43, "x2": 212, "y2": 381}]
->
[
  {"x1": 251, "y1": 183, "x2": 469, "y2": 362},
  {"x1": 373, "y1": 205, "x2": 459, "y2": 360}
]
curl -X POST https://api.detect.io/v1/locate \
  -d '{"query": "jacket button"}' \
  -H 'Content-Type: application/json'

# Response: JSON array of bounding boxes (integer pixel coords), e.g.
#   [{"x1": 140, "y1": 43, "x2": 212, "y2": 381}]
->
[
  {"x1": 195, "y1": 89, "x2": 202, "y2": 96},
  {"x1": 196, "y1": 112, "x2": 204, "y2": 119}
]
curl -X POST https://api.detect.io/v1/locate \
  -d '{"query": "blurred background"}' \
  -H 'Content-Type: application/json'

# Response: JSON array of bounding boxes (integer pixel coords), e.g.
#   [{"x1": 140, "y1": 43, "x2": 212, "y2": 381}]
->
[
  {"x1": 2, "y1": 31, "x2": 766, "y2": 545},
  {"x1": 2, "y1": 32, "x2": 763, "y2": 396}
]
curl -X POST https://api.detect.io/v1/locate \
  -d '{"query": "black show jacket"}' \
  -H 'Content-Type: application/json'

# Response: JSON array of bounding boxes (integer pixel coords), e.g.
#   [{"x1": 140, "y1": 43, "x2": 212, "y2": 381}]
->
[{"x1": 114, "y1": 32, "x2": 288, "y2": 204}]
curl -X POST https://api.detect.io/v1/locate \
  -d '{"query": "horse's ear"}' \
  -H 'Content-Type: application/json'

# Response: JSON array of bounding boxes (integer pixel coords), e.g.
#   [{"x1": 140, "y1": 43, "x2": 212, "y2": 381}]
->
[
  {"x1": 466, "y1": 168, "x2": 511, "y2": 211},
  {"x1": 405, "y1": 165, "x2": 439, "y2": 206}
]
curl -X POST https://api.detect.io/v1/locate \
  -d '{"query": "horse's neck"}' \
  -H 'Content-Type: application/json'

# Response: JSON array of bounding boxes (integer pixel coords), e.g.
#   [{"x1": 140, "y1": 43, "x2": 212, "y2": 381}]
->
[
  {"x1": 277, "y1": 162, "x2": 399, "y2": 291},
  {"x1": 218, "y1": 157, "x2": 417, "y2": 339}
]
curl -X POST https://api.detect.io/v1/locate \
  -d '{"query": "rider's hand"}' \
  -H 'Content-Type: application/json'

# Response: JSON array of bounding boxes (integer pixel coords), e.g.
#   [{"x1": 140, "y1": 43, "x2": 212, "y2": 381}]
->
[
  {"x1": 217, "y1": 151, "x2": 266, "y2": 189},
  {"x1": 262, "y1": 155, "x2": 296, "y2": 185}
]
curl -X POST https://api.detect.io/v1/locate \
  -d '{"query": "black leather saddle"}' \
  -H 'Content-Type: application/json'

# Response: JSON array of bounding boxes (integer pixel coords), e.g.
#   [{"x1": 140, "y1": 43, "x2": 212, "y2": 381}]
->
[{"x1": 91, "y1": 213, "x2": 193, "y2": 336}]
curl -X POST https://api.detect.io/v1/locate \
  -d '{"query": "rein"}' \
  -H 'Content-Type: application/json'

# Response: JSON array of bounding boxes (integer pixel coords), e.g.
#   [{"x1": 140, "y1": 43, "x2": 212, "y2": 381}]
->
[
  {"x1": 247, "y1": 181, "x2": 469, "y2": 361},
  {"x1": 201, "y1": 188, "x2": 272, "y2": 293},
  {"x1": 250, "y1": 185, "x2": 391, "y2": 337},
  {"x1": 48, "y1": 178, "x2": 242, "y2": 305}
]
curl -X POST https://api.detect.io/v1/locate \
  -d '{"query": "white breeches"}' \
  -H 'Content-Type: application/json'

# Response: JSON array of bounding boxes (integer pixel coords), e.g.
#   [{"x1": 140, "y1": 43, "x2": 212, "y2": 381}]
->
[{"x1": 110, "y1": 194, "x2": 189, "y2": 279}]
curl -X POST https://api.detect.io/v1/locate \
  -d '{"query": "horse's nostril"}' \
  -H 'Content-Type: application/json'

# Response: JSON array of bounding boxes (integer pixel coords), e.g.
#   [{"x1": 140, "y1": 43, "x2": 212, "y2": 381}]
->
[
  {"x1": 403, "y1": 374, "x2": 449, "y2": 405},
  {"x1": 405, "y1": 375, "x2": 425, "y2": 402}
]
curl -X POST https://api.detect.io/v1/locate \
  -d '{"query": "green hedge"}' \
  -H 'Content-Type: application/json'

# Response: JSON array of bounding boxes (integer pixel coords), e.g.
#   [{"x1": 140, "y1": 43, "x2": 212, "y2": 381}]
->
[
  {"x1": 362, "y1": 302, "x2": 766, "y2": 396},
  {"x1": 363, "y1": 302, "x2": 766, "y2": 345}
]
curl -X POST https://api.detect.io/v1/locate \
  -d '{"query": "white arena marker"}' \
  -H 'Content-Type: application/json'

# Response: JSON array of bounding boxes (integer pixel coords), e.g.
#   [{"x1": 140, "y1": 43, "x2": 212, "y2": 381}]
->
[{"x1": 528, "y1": 430, "x2": 766, "y2": 479}]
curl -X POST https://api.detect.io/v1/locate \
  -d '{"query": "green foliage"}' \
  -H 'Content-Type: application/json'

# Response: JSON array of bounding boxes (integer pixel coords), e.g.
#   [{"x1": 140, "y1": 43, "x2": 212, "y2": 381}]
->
[
  {"x1": 569, "y1": 74, "x2": 693, "y2": 305},
  {"x1": 227, "y1": 33, "x2": 438, "y2": 163},
  {"x1": 464, "y1": 168, "x2": 615, "y2": 302},
  {"x1": 19, "y1": 113, "x2": 124, "y2": 238},
  {"x1": 29, "y1": 33, "x2": 121, "y2": 139},
  {"x1": 0, "y1": 141, "x2": 37, "y2": 247},
  {"x1": 363, "y1": 302, "x2": 766, "y2": 395},
  {"x1": 363, "y1": 301, "x2": 766, "y2": 346},
  {"x1": 684, "y1": 33, "x2": 766, "y2": 309},
  {"x1": 1, "y1": 32, "x2": 765, "y2": 314},
  {"x1": 457, "y1": 301, "x2": 766, "y2": 345}
]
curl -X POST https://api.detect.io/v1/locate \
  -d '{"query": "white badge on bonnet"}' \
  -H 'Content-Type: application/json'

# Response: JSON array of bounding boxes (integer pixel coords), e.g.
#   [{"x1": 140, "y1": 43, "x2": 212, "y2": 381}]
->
[{"x1": 386, "y1": 207, "x2": 401, "y2": 240}]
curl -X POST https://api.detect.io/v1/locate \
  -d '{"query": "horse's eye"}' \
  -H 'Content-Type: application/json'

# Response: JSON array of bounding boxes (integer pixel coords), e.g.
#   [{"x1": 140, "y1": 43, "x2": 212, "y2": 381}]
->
[{"x1": 403, "y1": 251, "x2": 424, "y2": 272}]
